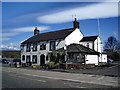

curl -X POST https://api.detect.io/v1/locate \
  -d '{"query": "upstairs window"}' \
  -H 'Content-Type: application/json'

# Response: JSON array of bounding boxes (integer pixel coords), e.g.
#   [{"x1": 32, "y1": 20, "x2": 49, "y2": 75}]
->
[
  {"x1": 33, "y1": 43, "x2": 37, "y2": 51},
  {"x1": 26, "y1": 44, "x2": 31, "y2": 52},
  {"x1": 40, "y1": 43, "x2": 46, "y2": 50},
  {"x1": 32, "y1": 55, "x2": 37, "y2": 64},
  {"x1": 87, "y1": 43, "x2": 89, "y2": 48},
  {"x1": 21, "y1": 44, "x2": 24, "y2": 48},
  {"x1": 50, "y1": 41, "x2": 56, "y2": 50},
  {"x1": 21, "y1": 44, "x2": 24, "y2": 52}
]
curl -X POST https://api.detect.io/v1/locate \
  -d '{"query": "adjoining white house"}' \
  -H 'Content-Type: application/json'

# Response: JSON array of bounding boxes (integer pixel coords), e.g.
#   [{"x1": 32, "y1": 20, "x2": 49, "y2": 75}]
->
[{"x1": 21, "y1": 18, "x2": 107, "y2": 66}]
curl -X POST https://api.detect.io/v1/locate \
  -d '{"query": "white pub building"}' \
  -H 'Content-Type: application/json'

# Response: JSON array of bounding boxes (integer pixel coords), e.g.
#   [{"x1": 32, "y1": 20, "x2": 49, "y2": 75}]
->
[{"x1": 21, "y1": 18, "x2": 107, "y2": 66}]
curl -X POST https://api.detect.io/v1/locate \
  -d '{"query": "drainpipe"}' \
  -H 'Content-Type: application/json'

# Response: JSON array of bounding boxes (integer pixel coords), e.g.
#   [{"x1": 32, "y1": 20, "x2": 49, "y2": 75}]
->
[
  {"x1": 65, "y1": 44, "x2": 68, "y2": 69},
  {"x1": 97, "y1": 38, "x2": 100, "y2": 66}
]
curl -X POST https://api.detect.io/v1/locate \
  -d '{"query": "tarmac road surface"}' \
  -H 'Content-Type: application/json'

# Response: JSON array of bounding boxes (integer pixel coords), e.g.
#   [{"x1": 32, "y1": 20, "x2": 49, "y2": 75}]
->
[{"x1": 2, "y1": 65, "x2": 119, "y2": 89}]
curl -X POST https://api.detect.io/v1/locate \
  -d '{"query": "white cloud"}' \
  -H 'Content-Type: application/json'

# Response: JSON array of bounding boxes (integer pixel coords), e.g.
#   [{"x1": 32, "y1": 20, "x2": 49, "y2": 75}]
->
[
  {"x1": 0, "y1": 37, "x2": 10, "y2": 42},
  {"x1": 1, "y1": 26, "x2": 50, "y2": 41},
  {"x1": 0, "y1": 42, "x2": 20, "y2": 50},
  {"x1": 2, "y1": 32, "x2": 18, "y2": 37},
  {"x1": 12, "y1": 26, "x2": 50, "y2": 32},
  {"x1": 37, "y1": 2, "x2": 118, "y2": 24},
  {"x1": 0, "y1": 32, "x2": 18, "y2": 41}
]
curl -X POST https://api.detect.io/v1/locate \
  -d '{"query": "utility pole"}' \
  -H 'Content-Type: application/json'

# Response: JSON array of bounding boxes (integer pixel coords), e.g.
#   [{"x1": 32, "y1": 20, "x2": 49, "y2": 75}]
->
[
  {"x1": 98, "y1": 18, "x2": 101, "y2": 36},
  {"x1": 97, "y1": 18, "x2": 102, "y2": 64}
]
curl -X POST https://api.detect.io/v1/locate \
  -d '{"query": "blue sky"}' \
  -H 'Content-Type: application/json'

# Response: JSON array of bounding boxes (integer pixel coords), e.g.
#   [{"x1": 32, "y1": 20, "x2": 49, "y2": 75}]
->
[{"x1": 1, "y1": 2, "x2": 119, "y2": 50}]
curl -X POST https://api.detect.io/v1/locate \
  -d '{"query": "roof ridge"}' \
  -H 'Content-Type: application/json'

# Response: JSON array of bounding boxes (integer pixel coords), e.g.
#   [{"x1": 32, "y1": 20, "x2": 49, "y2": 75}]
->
[
  {"x1": 84, "y1": 35, "x2": 98, "y2": 38},
  {"x1": 38, "y1": 28, "x2": 74, "y2": 35}
]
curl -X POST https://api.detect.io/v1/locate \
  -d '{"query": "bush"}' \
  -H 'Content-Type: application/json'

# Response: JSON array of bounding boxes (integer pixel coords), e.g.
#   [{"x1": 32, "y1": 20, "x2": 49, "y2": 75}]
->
[
  {"x1": 55, "y1": 63, "x2": 60, "y2": 69},
  {"x1": 46, "y1": 62, "x2": 61, "y2": 69},
  {"x1": 47, "y1": 61, "x2": 56, "y2": 69}
]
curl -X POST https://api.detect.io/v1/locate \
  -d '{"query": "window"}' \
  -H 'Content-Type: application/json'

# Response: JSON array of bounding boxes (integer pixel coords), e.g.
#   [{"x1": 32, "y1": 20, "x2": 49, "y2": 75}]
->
[
  {"x1": 40, "y1": 43, "x2": 46, "y2": 50},
  {"x1": 50, "y1": 41, "x2": 56, "y2": 50},
  {"x1": 87, "y1": 43, "x2": 89, "y2": 48},
  {"x1": 21, "y1": 44, "x2": 24, "y2": 51},
  {"x1": 26, "y1": 44, "x2": 31, "y2": 52},
  {"x1": 32, "y1": 55, "x2": 37, "y2": 64},
  {"x1": 22, "y1": 55, "x2": 25, "y2": 61},
  {"x1": 33, "y1": 43, "x2": 37, "y2": 51},
  {"x1": 46, "y1": 55, "x2": 48, "y2": 61},
  {"x1": 26, "y1": 55, "x2": 31, "y2": 63}
]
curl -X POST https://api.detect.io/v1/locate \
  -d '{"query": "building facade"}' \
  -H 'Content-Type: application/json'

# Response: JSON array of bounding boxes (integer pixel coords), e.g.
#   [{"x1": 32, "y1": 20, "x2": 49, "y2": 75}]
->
[{"x1": 21, "y1": 18, "x2": 107, "y2": 66}]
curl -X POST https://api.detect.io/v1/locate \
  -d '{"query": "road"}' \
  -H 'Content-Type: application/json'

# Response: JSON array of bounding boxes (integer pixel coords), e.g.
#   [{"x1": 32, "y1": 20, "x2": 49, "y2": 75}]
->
[{"x1": 2, "y1": 65, "x2": 119, "y2": 89}]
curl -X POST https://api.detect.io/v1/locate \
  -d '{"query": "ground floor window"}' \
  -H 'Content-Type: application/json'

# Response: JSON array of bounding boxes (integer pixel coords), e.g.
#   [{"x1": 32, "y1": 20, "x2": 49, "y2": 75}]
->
[
  {"x1": 46, "y1": 55, "x2": 48, "y2": 61},
  {"x1": 22, "y1": 55, "x2": 25, "y2": 61},
  {"x1": 68, "y1": 53, "x2": 85, "y2": 63},
  {"x1": 26, "y1": 55, "x2": 31, "y2": 63},
  {"x1": 32, "y1": 55, "x2": 37, "y2": 64}
]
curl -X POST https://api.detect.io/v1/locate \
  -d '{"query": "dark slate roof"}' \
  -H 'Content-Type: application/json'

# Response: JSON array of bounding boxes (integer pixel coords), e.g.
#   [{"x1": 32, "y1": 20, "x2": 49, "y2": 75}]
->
[
  {"x1": 56, "y1": 43, "x2": 99, "y2": 55},
  {"x1": 21, "y1": 28, "x2": 75, "y2": 44},
  {"x1": 80, "y1": 36, "x2": 98, "y2": 42}
]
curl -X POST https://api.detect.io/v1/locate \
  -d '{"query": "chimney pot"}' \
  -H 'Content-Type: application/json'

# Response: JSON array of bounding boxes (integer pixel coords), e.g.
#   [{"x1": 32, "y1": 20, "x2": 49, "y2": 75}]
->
[
  {"x1": 34, "y1": 27, "x2": 39, "y2": 35},
  {"x1": 73, "y1": 18, "x2": 80, "y2": 29}
]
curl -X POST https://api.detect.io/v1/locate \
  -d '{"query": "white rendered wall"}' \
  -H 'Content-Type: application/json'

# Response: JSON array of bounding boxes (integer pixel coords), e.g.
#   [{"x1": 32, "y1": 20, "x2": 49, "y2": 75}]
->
[
  {"x1": 99, "y1": 54, "x2": 107, "y2": 63},
  {"x1": 56, "y1": 39, "x2": 65, "y2": 50},
  {"x1": 94, "y1": 36, "x2": 102, "y2": 53},
  {"x1": 65, "y1": 28, "x2": 83, "y2": 46},
  {"x1": 21, "y1": 39, "x2": 65, "y2": 65},
  {"x1": 85, "y1": 55, "x2": 99, "y2": 65}
]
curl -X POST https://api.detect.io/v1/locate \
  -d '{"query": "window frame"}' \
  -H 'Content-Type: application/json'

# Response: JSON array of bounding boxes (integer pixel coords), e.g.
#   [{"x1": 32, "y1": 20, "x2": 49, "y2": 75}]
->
[
  {"x1": 26, "y1": 43, "x2": 31, "y2": 52},
  {"x1": 40, "y1": 43, "x2": 46, "y2": 50},
  {"x1": 32, "y1": 55, "x2": 37, "y2": 64},
  {"x1": 50, "y1": 41, "x2": 56, "y2": 51},
  {"x1": 26, "y1": 55, "x2": 31, "y2": 63},
  {"x1": 22, "y1": 55, "x2": 25, "y2": 61},
  {"x1": 87, "y1": 43, "x2": 89, "y2": 48},
  {"x1": 46, "y1": 55, "x2": 48, "y2": 61},
  {"x1": 33, "y1": 43, "x2": 37, "y2": 51}
]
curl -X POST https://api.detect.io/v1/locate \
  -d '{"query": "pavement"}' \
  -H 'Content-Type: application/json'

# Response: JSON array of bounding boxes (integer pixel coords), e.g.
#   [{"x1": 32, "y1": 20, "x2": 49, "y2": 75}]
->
[
  {"x1": 3, "y1": 63, "x2": 120, "y2": 77},
  {"x1": 50, "y1": 64, "x2": 120, "y2": 77},
  {"x1": 2, "y1": 64, "x2": 120, "y2": 88}
]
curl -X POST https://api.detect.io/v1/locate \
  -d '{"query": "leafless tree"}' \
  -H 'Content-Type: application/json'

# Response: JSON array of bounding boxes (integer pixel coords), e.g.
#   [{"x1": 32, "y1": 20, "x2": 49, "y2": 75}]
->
[
  {"x1": 104, "y1": 36, "x2": 120, "y2": 53},
  {"x1": 104, "y1": 36, "x2": 120, "y2": 61}
]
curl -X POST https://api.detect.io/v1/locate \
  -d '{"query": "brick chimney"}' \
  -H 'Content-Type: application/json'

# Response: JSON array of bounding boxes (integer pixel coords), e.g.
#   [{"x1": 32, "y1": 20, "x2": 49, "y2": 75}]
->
[
  {"x1": 73, "y1": 18, "x2": 80, "y2": 29},
  {"x1": 34, "y1": 27, "x2": 39, "y2": 35}
]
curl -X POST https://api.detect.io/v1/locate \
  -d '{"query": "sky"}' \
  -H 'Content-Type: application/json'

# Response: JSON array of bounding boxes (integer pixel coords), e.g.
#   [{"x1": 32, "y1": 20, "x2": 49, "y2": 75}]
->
[{"x1": 1, "y1": 1, "x2": 119, "y2": 50}]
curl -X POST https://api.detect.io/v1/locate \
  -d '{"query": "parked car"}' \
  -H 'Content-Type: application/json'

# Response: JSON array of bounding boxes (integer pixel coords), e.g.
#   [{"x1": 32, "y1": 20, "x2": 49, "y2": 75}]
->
[
  {"x1": 107, "y1": 58, "x2": 114, "y2": 63},
  {"x1": 2, "y1": 59, "x2": 9, "y2": 64},
  {"x1": 12, "y1": 59, "x2": 21, "y2": 67},
  {"x1": 13, "y1": 59, "x2": 21, "y2": 62}
]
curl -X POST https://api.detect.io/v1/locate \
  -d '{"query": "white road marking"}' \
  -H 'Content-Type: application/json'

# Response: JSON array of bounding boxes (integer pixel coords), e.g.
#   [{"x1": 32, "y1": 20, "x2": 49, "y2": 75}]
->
[
  {"x1": 97, "y1": 76, "x2": 104, "y2": 80},
  {"x1": 64, "y1": 83, "x2": 86, "y2": 88},
  {"x1": 9, "y1": 74, "x2": 46, "y2": 83},
  {"x1": 24, "y1": 73, "x2": 64, "y2": 80}
]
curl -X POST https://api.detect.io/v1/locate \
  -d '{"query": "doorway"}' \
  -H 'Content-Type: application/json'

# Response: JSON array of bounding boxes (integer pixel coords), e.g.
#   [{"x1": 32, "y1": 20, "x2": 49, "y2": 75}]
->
[{"x1": 40, "y1": 54, "x2": 45, "y2": 66}]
